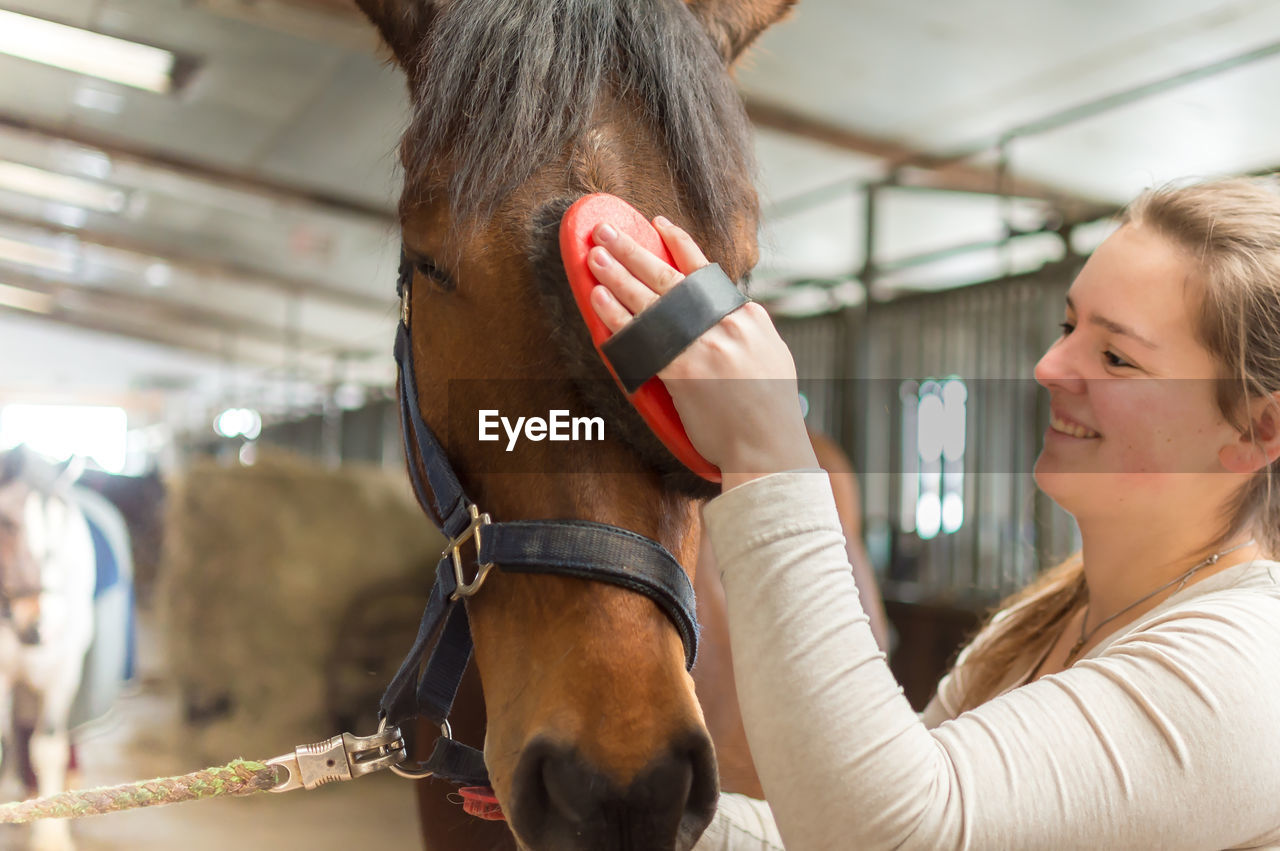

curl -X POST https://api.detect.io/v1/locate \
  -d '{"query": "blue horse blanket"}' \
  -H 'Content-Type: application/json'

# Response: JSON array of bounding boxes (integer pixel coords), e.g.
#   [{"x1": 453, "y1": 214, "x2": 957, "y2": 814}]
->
[{"x1": 69, "y1": 486, "x2": 136, "y2": 729}]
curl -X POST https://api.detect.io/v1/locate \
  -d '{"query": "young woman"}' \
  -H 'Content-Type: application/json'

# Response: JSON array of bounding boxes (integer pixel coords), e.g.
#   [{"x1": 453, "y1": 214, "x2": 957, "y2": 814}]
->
[{"x1": 586, "y1": 177, "x2": 1280, "y2": 849}]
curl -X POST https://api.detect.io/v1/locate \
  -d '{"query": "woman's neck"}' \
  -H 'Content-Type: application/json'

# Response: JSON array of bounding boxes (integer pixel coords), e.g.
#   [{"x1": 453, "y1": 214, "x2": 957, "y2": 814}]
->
[{"x1": 1076, "y1": 515, "x2": 1259, "y2": 627}]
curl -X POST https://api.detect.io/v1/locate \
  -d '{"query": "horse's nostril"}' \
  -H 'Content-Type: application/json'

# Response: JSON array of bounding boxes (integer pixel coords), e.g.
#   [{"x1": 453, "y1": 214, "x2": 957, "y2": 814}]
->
[
  {"x1": 683, "y1": 732, "x2": 720, "y2": 834},
  {"x1": 511, "y1": 732, "x2": 719, "y2": 851}
]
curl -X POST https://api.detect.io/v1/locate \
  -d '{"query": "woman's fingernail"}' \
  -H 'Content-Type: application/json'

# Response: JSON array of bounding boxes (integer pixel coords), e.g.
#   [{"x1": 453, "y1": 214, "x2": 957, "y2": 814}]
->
[
  {"x1": 590, "y1": 247, "x2": 612, "y2": 266},
  {"x1": 655, "y1": 216, "x2": 672, "y2": 228},
  {"x1": 595, "y1": 223, "x2": 617, "y2": 242}
]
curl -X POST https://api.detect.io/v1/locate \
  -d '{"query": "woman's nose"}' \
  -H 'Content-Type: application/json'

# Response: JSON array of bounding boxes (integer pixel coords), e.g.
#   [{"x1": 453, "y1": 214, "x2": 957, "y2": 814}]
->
[{"x1": 1034, "y1": 339, "x2": 1085, "y2": 394}]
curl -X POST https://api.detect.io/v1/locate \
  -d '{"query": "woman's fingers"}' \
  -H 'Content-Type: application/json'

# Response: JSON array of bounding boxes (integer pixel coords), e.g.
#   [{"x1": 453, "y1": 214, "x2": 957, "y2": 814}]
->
[
  {"x1": 588, "y1": 244, "x2": 659, "y2": 316},
  {"x1": 585, "y1": 215, "x2": 712, "y2": 335},
  {"x1": 592, "y1": 223, "x2": 685, "y2": 296},
  {"x1": 590, "y1": 284, "x2": 633, "y2": 333},
  {"x1": 654, "y1": 216, "x2": 709, "y2": 275}
]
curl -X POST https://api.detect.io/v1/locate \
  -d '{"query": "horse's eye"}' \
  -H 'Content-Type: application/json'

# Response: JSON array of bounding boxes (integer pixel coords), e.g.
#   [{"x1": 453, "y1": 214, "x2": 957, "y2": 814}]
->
[{"x1": 412, "y1": 257, "x2": 457, "y2": 292}]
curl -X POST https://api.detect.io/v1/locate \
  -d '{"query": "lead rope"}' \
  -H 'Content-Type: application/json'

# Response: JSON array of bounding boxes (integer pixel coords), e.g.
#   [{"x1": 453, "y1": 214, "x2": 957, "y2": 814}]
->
[
  {"x1": 0, "y1": 759, "x2": 277, "y2": 824},
  {"x1": 0, "y1": 762, "x2": 503, "y2": 826}
]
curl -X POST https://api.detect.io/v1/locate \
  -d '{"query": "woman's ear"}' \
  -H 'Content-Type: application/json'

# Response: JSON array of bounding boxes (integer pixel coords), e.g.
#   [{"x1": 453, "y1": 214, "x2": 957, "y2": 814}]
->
[
  {"x1": 686, "y1": 0, "x2": 798, "y2": 65},
  {"x1": 353, "y1": 0, "x2": 435, "y2": 72},
  {"x1": 1220, "y1": 392, "x2": 1280, "y2": 474}
]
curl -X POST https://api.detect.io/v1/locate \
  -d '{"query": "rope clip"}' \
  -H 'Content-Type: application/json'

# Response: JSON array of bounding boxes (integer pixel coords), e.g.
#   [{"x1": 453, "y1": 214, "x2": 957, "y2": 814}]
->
[{"x1": 266, "y1": 727, "x2": 407, "y2": 793}]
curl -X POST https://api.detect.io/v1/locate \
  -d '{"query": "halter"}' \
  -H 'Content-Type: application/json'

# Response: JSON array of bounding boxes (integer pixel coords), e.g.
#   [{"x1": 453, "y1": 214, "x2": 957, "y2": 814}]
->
[{"x1": 378, "y1": 249, "x2": 701, "y2": 787}]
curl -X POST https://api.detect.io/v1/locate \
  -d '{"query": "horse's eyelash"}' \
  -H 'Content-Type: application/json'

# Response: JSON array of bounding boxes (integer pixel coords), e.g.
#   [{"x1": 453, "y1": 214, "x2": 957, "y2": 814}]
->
[{"x1": 412, "y1": 257, "x2": 457, "y2": 292}]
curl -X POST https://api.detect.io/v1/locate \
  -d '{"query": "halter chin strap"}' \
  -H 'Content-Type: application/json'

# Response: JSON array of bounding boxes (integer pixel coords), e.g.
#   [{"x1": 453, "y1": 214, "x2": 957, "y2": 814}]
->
[{"x1": 380, "y1": 249, "x2": 700, "y2": 787}]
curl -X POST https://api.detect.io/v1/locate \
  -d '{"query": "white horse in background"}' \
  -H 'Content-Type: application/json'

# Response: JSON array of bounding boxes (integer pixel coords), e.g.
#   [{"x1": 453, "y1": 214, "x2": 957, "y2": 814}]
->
[{"x1": 0, "y1": 446, "x2": 95, "y2": 851}]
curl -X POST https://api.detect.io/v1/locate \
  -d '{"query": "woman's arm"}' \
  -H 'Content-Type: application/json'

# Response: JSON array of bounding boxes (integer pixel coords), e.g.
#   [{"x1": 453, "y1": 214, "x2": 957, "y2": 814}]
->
[
  {"x1": 704, "y1": 469, "x2": 1280, "y2": 850},
  {"x1": 806, "y1": 427, "x2": 891, "y2": 653}
]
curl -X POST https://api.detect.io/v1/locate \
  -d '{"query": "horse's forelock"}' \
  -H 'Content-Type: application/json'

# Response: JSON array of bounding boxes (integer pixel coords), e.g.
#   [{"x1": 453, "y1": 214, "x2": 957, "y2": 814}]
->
[{"x1": 401, "y1": 0, "x2": 756, "y2": 257}]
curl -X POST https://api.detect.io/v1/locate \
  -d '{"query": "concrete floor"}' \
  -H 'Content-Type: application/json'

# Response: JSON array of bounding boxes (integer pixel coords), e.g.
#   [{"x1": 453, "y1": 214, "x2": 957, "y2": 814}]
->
[{"x1": 0, "y1": 618, "x2": 423, "y2": 851}]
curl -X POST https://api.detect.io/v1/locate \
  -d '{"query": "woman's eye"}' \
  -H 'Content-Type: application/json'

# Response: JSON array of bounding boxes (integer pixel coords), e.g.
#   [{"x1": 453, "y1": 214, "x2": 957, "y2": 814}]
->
[{"x1": 1059, "y1": 321, "x2": 1134, "y2": 369}]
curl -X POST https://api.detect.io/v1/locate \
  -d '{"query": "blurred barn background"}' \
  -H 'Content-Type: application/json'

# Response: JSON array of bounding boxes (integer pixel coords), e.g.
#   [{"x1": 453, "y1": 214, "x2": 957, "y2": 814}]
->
[{"x1": 0, "y1": 0, "x2": 1276, "y2": 846}]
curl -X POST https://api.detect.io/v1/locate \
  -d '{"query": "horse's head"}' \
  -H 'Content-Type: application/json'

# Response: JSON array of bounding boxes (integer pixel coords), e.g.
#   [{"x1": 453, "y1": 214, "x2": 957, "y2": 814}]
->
[
  {"x1": 0, "y1": 447, "x2": 48, "y2": 644},
  {"x1": 355, "y1": 2, "x2": 794, "y2": 847}
]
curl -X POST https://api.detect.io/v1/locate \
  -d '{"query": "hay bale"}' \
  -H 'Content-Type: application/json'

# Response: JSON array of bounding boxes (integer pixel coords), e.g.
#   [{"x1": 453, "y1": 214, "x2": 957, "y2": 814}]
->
[{"x1": 157, "y1": 451, "x2": 445, "y2": 763}]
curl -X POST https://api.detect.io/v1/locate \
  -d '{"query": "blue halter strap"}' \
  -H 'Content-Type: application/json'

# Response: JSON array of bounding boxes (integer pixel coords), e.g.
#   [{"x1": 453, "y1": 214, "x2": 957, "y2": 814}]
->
[{"x1": 379, "y1": 249, "x2": 700, "y2": 786}]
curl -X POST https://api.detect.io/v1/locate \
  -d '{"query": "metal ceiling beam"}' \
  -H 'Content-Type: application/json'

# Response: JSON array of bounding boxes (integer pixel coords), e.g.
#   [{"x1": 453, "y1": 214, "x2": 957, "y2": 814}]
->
[
  {"x1": 0, "y1": 298, "x2": 374, "y2": 390},
  {"x1": 743, "y1": 98, "x2": 1115, "y2": 222},
  {"x1": 0, "y1": 112, "x2": 397, "y2": 225},
  {"x1": 0, "y1": 301, "x2": 273, "y2": 369},
  {"x1": 0, "y1": 209, "x2": 392, "y2": 313},
  {"x1": 921, "y1": 39, "x2": 1280, "y2": 182},
  {"x1": 197, "y1": 0, "x2": 380, "y2": 52},
  {"x1": 0, "y1": 385, "x2": 169, "y2": 413},
  {"x1": 0, "y1": 267, "x2": 377, "y2": 357}
]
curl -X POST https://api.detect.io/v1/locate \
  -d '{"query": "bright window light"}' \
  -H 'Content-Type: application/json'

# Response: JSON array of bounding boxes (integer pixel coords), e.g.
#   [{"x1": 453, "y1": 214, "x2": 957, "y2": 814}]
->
[
  {"x1": 0, "y1": 10, "x2": 177, "y2": 93},
  {"x1": 0, "y1": 404, "x2": 128, "y2": 474},
  {"x1": 0, "y1": 282, "x2": 54, "y2": 314},
  {"x1": 905, "y1": 378, "x2": 968, "y2": 540},
  {"x1": 214, "y1": 408, "x2": 262, "y2": 440},
  {"x1": 0, "y1": 161, "x2": 127, "y2": 214}
]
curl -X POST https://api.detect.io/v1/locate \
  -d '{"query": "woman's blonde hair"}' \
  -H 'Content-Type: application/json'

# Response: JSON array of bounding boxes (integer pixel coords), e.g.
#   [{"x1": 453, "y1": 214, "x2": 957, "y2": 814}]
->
[{"x1": 954, "y1": 175, "x2": 1280, "y2": 713}]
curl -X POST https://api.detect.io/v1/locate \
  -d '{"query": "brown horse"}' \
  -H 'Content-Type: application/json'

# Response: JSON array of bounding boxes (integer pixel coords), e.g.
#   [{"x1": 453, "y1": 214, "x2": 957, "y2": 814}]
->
[{"x1": 352, "y1": 2, "x2": 797, "y2": 848}]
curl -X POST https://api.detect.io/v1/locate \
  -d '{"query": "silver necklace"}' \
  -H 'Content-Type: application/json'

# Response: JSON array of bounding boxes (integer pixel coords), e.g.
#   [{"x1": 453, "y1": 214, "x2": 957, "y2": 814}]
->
[{"x1": 1065, "y1": 538, "x2": 1256, "y2": 666}]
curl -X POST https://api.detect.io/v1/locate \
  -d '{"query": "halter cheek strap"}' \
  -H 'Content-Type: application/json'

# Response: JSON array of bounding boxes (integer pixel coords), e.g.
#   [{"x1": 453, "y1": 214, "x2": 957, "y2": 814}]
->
[{"x1": 380, "y1": 249, "x2": 701, "y2": 787}]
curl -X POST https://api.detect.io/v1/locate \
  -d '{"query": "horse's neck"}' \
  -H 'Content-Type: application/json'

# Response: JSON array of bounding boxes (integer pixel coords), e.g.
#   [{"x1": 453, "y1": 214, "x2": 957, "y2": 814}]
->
[{"x1": 29, "y1": 491, "x2": 96, "y2": 595}]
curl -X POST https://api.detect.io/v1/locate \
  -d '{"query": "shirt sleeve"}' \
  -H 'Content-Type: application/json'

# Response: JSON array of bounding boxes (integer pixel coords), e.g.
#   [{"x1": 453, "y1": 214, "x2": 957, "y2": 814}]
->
[
  {"x1": 696, "y1": 792, "x2": 786, "y2": 850},
  {"x1": 700, "y1": 469, "x2": 1280, "y2": 850}
]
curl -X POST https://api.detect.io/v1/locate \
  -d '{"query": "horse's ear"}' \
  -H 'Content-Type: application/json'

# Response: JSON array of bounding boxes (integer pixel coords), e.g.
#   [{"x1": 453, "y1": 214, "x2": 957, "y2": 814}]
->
[
  {"x1": 53, "y1": 455, "x2": 85, "y2": 489},
  {"x1": 687, "y1": 0, "x2": 799, "y2": 65},
  {"x1": 353, "y1": 0, "x2": 435, "y2": 71},
  {"x1": 1, "y1": 446, "x2": 26, "y2": 484}
]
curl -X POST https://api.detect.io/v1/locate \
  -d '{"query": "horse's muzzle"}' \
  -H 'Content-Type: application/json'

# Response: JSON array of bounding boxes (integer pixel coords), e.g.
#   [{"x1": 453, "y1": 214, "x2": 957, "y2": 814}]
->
[{"x1": 508, "y1": 729, "x2": 719, "y2": 851}]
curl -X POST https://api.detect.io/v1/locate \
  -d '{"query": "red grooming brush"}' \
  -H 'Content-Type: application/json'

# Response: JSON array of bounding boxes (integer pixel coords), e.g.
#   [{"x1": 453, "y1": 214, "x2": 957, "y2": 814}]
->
[{"x1": 559, "y1": 193, "x2": 721, "y2": 483}]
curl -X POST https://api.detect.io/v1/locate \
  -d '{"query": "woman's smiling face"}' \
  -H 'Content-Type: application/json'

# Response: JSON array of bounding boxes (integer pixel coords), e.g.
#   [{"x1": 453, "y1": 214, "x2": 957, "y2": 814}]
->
[{"x1": 1033, "y1": 223, "x2": 1245, "y2": 517}]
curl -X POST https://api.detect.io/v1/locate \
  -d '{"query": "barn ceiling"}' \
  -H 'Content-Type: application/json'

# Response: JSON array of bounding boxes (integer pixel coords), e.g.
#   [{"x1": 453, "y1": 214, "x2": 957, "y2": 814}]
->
[{"x1": 0, "y1": 0, "x2": 1276, "y2": 440}]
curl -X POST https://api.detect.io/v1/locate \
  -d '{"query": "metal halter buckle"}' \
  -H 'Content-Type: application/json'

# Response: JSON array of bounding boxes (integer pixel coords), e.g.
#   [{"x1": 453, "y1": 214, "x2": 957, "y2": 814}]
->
[
  {"x1": 376, "y1": 716, "x2": 453, "y2": 780},
  {"x1": 445, "y1": 503, "x2": 494, "y2": 600}
]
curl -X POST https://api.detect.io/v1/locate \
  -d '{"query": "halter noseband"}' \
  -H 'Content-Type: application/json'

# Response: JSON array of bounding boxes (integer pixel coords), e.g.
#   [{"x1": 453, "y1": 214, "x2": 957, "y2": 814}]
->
[{"x1": 378, "y1": 248, "x2": 700, "y2": 787}]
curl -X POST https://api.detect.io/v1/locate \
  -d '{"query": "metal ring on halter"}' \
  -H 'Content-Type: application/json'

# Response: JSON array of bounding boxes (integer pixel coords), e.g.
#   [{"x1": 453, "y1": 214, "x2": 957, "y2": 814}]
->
[
  {"x1": 445, "y1": 503, "x2": 495, "y2": 600},
  {"x1": 377, "y1": 716, "x2": 454, "y2": 780}
]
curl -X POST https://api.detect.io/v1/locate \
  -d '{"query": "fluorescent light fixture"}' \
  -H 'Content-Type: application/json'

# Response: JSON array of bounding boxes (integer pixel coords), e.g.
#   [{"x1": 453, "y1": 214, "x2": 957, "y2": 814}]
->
[
  {"x1": 0, "y1": 161, "x2": 127, "y2": 213},
  {"x1": 0, "y1": 282, "x2": 54, "y2": 314},
  {"x1": 0, "y1": 235, "x2": 76, "y2": 276},
  {"x1": 0, "y1": 10, "x2": 177, "y2": 93}
]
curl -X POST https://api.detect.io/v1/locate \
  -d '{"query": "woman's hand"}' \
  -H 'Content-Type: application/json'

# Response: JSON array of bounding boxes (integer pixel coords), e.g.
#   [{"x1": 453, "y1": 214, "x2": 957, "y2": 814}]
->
[{"x1": 588, "y1": 217, "x2": 819, "y2": 489}]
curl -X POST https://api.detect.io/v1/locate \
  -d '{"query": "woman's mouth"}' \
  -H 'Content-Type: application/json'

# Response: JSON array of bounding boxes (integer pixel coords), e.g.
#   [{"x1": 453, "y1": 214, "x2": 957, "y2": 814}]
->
[{"x1": 1049, "y1": 412, "x2": 1100, "y2": 439}]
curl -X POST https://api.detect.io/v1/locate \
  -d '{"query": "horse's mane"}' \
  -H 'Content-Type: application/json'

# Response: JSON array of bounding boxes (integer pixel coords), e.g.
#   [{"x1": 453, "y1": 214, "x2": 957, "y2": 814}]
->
[{"x1": 402, "y1": 0, "x2": 755, "y2": 249}]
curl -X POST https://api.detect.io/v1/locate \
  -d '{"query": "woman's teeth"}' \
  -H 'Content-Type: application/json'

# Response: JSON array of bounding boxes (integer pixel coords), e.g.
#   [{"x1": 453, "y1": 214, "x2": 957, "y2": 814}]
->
[{"x1": 1050, "y1": 414, "x2": 1100, "y2": 439}]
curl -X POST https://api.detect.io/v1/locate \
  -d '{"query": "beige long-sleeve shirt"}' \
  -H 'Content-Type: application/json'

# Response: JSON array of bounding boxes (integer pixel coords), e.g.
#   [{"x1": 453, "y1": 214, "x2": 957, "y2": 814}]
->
[{"x1": 694, "y1": 469, "x2": 1280, "y2": 850}]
